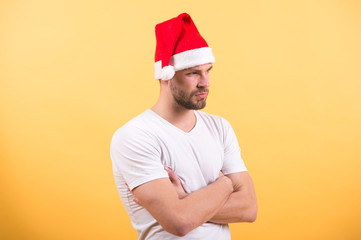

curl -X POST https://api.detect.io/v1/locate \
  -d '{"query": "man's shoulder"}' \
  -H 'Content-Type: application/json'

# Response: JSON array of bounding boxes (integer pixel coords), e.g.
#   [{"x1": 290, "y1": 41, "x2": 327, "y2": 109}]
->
[{"x1": 111, "y1": 109, "x2": 158, "y2": 142}]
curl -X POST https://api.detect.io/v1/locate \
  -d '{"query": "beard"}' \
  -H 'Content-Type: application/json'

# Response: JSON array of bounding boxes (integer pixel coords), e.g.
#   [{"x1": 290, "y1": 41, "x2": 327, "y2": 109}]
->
[{"x1": 170, "y1": 81, "x2": 208, "y2": 110}]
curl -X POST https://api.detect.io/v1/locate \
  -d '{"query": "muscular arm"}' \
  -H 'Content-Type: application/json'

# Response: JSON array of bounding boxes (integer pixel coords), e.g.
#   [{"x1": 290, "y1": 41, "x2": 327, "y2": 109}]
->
[
  {"x1": 209, "y1": 171, "x2": 257, "y2": 224},
  {"x1": 132, "y1": 174, "x2": 233, "y2": 237},
  {"x1": 150, "y1": 169, "x2": 257, "y2": 225}
]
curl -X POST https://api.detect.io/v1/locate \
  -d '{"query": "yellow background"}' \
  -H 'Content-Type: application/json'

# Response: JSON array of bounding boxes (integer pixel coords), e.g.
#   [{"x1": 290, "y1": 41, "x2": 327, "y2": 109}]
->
[{"x1": 1, "y1": 0, "x2": 361, "y2": 239}]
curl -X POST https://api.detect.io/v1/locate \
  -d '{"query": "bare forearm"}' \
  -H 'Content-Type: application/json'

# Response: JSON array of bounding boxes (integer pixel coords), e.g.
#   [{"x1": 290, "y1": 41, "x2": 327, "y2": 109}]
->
[
  {"x1": 209, "y1": 190, "x2": 257, "y2": 224},
  {"x1": 209, "y1": 172, "x2": 257, "y2": 224},
  {"x1": 174, "y1": 176, "x2": 234, "y2": 233},
  {"x1": 133, "y1": 176, "x2": 233, "y2": 236}
]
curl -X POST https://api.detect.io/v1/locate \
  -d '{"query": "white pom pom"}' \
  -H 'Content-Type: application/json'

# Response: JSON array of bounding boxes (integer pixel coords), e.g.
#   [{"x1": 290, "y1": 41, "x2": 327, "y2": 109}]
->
[{"x1": 161, "y1": 66, "x2": 175, "y2": 80}]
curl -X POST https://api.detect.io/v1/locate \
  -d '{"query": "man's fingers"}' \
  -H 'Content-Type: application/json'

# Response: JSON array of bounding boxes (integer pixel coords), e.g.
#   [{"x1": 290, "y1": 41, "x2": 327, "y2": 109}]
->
[
  {"x1": 164, "y1": 166, "x2": 180, "y2": 184},
  {"x1": 164, "y1": 166, "x2": 188, "y2": 199},
  {"x1": 125, "y1": 182, "x2": 131, "y2": 192},
  {"x1": 133, "y1": 197, "x2": 139, "y2": 204},
  {"x1": 125, "y1": 182, "x2": 141, "y2": 204},
  {"x1": 164, "y1": 166, "x2": 172, "y2": 174}
]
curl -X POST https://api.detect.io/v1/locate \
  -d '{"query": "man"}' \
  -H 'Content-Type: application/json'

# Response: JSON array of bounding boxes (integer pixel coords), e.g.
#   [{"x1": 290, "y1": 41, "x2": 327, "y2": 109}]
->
[{"x1": 111, "y1": 13, "x2": 257, "y2": 240}]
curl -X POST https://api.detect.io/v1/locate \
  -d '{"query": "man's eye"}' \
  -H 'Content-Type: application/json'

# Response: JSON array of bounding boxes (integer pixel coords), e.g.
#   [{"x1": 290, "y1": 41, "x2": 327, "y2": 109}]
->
[{"x1": 186, "y1": 72, "x2": 197, "y2": 75}]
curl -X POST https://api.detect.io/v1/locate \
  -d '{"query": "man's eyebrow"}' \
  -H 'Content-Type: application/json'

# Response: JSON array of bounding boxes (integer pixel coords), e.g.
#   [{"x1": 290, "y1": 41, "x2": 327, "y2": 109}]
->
[{"x1": 184, "y1": 67, "x2": 200, "y2": 72}]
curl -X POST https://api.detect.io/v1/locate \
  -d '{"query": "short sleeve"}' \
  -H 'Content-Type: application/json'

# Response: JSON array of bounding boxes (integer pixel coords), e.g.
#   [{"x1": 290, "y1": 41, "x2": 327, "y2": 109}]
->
[
  {"x1": 220, "y1": 118, "x2": 248, "y2": 175},
  {"x1": 110, "y1": 125, "x2": 168, "y2": 190}
]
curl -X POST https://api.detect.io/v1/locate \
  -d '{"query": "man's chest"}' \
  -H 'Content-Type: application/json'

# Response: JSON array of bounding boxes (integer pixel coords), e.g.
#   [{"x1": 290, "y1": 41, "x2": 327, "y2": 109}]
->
[{"x1": 155, "y1": 129, "x2": 224, "y2": 193}]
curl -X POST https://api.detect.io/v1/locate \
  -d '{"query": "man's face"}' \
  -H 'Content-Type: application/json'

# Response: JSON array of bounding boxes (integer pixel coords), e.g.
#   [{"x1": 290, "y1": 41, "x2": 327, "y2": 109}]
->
[{"x1": 169, "y1": 63, "x2": 213, "y2": 110}]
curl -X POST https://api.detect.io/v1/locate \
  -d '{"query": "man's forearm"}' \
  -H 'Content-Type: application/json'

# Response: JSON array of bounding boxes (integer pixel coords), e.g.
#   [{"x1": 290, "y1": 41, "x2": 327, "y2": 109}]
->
[
  {"x1": 133, "y1": 175, "x2": 234, "y2": 236},
  {"x1": 209, "y1": 172, "x2": 257, "y2": 224},
  {"x1": 178, "y1": 175, "x2": 234, "y2": 230},
  {"x1": 208, "y1": 190, "x2": 257, "y2": 223}
]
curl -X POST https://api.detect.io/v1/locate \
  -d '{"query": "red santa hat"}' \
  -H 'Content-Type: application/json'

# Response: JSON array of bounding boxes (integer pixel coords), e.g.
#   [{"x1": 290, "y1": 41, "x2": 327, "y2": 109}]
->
[{"x1": 154, "y1": 13, "x2": 215, "y2": 80}]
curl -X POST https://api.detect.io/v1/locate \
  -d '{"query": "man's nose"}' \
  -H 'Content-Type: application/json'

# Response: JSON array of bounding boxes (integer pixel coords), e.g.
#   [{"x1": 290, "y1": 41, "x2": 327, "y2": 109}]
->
[{"x1": 197, "y1": 73, "x2": 210, "y2": 88}]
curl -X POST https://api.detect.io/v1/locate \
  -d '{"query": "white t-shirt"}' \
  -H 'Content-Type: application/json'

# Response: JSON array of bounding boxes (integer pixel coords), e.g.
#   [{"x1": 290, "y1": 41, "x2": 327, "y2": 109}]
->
[{"x1": 110, "y1": 109, "x2": 247, "y2": 240}]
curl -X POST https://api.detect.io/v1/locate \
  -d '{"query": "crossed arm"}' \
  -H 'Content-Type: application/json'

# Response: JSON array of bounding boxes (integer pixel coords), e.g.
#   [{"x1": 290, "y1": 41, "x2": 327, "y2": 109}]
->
[
  {"x1": 131, "y1": 168, "x2": 257, "y2": 237},
  {"x1": 209, "y1": 171, "x2": 257, "y2": 224}
]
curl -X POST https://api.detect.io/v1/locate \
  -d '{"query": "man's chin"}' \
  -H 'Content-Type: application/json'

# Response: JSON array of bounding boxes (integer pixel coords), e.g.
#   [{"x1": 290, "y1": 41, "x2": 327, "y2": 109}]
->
[{"x1": 194, "y1": 100, "x2": 206, "y2": 110}]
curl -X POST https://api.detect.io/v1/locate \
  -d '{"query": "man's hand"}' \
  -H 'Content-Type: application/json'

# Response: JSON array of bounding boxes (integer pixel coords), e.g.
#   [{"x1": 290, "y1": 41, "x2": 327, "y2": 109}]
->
[
  {"x1": 125, "y1": 182, "x2": 140, "y2": 204},
  {"x1": 127, "y1": 166, "x2": 188, "y2": 204},
  {"x1": 164, "y1": 166, "x2": 188, "y2": 199},
  {"x1": 166, "y1": 167, "x2": 226, "y2": 199}
]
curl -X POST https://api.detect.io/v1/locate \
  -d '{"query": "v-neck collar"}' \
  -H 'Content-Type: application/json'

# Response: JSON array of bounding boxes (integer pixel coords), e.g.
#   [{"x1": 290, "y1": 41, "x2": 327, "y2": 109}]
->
[{"x1": 147, "y1": 109, "x2": 200, "y2": 135}]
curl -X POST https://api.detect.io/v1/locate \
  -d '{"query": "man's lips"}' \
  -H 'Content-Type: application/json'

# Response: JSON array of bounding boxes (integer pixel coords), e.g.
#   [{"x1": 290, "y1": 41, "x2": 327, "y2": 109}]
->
[{"x1": 195, "y1": 92, "x2": 208, "y2": 98}]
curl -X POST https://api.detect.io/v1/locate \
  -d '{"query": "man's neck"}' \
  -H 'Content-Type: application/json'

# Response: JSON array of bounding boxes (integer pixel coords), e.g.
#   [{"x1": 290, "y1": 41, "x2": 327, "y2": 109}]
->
[{"x1": 151, "y1": 102, "x2": 197, "y2": 133}]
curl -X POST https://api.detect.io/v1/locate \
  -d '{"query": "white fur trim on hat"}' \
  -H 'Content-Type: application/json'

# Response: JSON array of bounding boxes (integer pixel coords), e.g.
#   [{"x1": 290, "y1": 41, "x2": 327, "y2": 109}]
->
[
  {"x1": 161, "y1": 65, "x2": 175, "y2": 80},
  {"x1": 154, "y1": 47, "x2": 215, "y2": 80}
]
